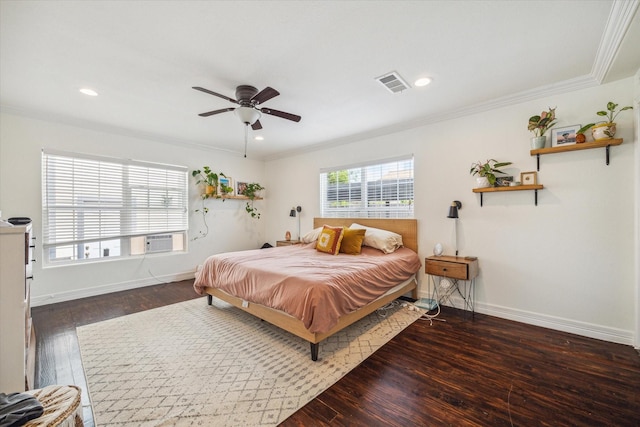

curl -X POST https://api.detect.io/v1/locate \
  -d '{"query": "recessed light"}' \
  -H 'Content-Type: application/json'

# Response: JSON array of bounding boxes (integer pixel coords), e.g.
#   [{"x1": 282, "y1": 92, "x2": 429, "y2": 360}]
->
[
  {"x1": 414, "y1": 77, "x2": 432, "y2": 87},
  {"x1": 254, "y1": 136, "x2": 264, "y2": 141},
  {"x1": 79, "y1": 88, "x2": 98, "y2": 96}
]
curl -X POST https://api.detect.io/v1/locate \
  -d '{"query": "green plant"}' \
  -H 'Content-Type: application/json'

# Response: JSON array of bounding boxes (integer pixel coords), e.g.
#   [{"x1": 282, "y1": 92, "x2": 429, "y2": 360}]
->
[
  {"x1": 243, "y1": 182, "x2": 265, "y2": 219},
  {"x1": 469, "y1": 159, "x2": 512, "y2": 186},
  {"x1": 193, "y1": 200, "x2": 209, "y2": 240},
  {"x1": 577, "y1": 123, "x2": 595, "y2": 135},
  {"x1": 191, "y1": 167, "x2": 228, "y2": 199},
  {"x1": 528, "y1": 107, "x2": 557, "y2": 137},
  {"x1": 596, "y1": 101, "x2": 632, "y2": 124},
  {"x1": 220, "y1": 182, "x2": 233, "y2": 195}
]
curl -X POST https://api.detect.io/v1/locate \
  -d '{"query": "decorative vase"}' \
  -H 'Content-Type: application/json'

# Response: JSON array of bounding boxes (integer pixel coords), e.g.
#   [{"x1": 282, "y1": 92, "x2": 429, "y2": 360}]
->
[
  {"x1": 476, "y1": 177, "x2": 491, "y2": 188},
  {"x1": 530, "y1": 136, "x2": 547, "y2": 149},
  {"x1": 285, "y1": 231, "x2": 291, "y2": 241},
  {"x1": 591, "y1": 123, "x2": 616, "y2": 141}
]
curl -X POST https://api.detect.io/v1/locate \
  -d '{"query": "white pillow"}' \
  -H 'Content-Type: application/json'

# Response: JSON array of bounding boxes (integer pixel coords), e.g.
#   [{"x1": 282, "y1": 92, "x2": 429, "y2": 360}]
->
[
  {"x1": 349, "y1": 223, "x2": 403, "y2": 254},
  {"x1": 301, "y1": 227, "x2": 323, "y2": 243}
]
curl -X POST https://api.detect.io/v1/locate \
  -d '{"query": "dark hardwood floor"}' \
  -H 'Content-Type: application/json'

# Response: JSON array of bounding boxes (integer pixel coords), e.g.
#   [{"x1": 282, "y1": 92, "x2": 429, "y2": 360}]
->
[{"x1": 32, "y1": 280, "x2": 640, "y2": 426}]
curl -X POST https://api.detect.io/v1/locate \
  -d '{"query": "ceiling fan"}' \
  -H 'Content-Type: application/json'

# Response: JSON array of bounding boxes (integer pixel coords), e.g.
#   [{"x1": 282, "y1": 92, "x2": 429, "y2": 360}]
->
[
  {"x1": 192, "y1": 85, "x2": 301, "y2": 131},
  {"x1": 193, "y1": 85, "x2": 301, "y2": 157}
]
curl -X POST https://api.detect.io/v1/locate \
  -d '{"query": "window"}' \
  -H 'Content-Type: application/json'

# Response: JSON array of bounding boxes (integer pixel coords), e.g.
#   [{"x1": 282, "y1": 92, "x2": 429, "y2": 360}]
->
[
  {"x1": 320, "y1": 155, "x2": 414, "y2": 218},
  {"x1": 42, "y1": 150, "x2": 188, "y2": 264}
]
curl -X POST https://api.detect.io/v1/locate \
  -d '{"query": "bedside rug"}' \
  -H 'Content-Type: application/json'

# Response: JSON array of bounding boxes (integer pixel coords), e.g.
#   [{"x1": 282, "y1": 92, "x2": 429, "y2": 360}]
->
[{"x1": 77, "y1": 297, "x2": 423, "y2": 426}]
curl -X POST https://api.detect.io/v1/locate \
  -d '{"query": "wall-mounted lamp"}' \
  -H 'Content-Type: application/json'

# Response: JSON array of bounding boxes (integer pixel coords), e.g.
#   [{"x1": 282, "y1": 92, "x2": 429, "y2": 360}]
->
[
  {"x1": 289, "y1": 206, "x2": 302, "y2": 240},
  {"x1": 447, "y1": 201, "x2": 462, "y2": 256},
  {"x1": 447, "y1": 200, "x2": 461, "y2": 219}
]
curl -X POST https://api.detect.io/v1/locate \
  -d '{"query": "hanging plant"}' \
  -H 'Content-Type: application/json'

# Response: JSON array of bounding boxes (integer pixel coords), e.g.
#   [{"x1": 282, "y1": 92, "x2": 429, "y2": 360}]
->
[
  {"x1": 193, "y1": 200, "x2": 209, "y2": 240},
  {"x1": 243, "y1": 183, "x2": 265, "y2": 219}
]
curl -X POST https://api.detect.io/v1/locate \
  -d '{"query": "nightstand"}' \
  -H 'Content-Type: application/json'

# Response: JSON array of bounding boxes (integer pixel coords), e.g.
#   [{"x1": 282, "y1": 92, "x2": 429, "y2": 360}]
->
[
  {"x1": 425, "y1": 255, "x2": 479, "y2": 315},
  {"x1": 276, "y1": 240, "x2": 301, "y2": 247}
]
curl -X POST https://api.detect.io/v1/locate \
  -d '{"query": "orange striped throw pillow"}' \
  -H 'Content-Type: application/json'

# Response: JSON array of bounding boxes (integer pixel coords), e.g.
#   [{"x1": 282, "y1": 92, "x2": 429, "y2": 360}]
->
[{"x1": 315, "y1": 225, "x2": 344, "y2": 255}]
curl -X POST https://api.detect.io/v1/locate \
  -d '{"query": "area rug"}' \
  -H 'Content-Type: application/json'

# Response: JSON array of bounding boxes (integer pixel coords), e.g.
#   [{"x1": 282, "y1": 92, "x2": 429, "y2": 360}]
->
[{"x1": 76, "y1": 297, "x2": 423, "y2": 426}]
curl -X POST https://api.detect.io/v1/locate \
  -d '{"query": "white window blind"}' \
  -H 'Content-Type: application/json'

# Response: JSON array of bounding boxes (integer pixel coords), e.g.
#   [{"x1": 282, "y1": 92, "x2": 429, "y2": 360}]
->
[
  {"x1": 320, "y1": 155, "x2": 414, "y2": 218},
  {"x1": 42, "y1": 150, "x2": 188, "y2": 256}
]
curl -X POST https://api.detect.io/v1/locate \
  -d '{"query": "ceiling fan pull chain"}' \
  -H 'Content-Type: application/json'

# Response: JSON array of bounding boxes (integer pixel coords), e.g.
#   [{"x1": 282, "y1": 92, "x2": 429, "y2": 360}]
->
[{"x1": 244, "y1": 124, "x2": 248, "y2": 158}]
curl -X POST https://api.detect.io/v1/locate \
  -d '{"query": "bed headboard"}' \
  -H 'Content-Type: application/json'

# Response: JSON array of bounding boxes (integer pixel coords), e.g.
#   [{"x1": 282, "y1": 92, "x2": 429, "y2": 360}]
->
[{"x1": 313, "y1": 218, "x2": 418, "y2": 253}]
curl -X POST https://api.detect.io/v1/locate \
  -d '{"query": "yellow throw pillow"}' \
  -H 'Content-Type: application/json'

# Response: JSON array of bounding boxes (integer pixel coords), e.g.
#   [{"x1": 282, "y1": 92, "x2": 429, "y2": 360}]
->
[
  {"x1": 339, "y1": 227, "x2": 366, "y2": 255},
  {"x1": 316, "y1": 225, "x2": 344, "y2": 255}
]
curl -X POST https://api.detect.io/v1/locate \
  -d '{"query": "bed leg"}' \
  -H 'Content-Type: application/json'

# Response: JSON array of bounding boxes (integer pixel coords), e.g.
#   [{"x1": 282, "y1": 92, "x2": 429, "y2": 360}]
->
[
  {"x1": 207, "y1": 294, "x2": 212, "y2": 305},
  {"x1": 310, "y1": 342, "x2": 319, "y2": 361}
]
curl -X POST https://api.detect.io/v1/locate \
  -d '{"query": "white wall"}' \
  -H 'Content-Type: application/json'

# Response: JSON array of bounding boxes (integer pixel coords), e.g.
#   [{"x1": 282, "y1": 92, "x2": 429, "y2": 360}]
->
[
  {"x1": 265, "y1": 77, "x2": 637, "y2": 345},
  {"x1": 0, "y1": 113, "x2": 267, "y2": 305}
]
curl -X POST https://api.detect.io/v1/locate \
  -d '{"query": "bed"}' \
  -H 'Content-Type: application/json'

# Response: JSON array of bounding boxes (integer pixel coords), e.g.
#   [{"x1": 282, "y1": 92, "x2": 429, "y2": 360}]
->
[{"x1": 194, "y1": 217, "x2": 420, "y2": 360}]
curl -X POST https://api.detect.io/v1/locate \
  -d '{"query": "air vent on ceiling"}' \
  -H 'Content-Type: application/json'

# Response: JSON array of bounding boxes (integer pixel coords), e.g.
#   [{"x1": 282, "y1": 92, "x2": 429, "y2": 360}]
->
[{"x1": 375, "y1": 71, "x2": 410, "y2": 93}]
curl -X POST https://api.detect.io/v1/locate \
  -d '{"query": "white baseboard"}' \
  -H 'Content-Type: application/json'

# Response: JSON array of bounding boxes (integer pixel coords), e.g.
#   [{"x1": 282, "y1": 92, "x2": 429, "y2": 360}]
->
[
  {"x1": 419, "y1": 292, "x2": 634, "y2": 347},
  {"x1": 31, "y1": 270, "x2": 196, "y2": 307}
]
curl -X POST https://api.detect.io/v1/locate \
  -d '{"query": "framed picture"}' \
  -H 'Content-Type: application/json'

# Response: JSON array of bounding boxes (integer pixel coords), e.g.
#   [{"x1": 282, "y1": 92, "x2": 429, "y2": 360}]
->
[
  {"x1": 520, "y1": 171, "x2": 537, "y2": 186},
  {"x1": 551, "y1": 124, "x2": 580, "y2": 147},
  {"x1": 219, "y1": 176, "x2": 233, "y2": 195},
  {"x1": 236, "y1": 181, "x2": 248, "y2": 196}
]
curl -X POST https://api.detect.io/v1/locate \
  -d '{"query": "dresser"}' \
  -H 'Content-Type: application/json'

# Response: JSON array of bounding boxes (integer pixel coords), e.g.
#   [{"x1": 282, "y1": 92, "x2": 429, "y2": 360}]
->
[{"x1": 0, "y1": 223, "x2": 35, "y2": 392}]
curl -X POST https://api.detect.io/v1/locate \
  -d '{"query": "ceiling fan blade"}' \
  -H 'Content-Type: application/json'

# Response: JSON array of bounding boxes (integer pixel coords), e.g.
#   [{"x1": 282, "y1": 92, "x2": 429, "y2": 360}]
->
[
  {"x1": 261, "y1": 108, "x2": 301, "y2": 122},
  {"x1": 192, "y1": 86, "x2": 238, "y2": 104},
  {"x1": 251, "y1": 120, "x2": 263, "y2": 131},
  {"x1": 198, "y1": 107, "x2": 235, "y2": 117},
  {"x1": 251, "y1": 87, "x2": 279, "y2": 105}
]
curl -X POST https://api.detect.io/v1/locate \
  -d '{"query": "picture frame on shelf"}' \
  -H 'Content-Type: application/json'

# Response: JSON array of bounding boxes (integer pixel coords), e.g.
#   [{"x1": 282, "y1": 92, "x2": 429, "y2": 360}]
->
[
  {"x1": 219, "y1": 176, "x2": 233, "y2": 195},
  {"x1": 520, "y1": 171, "x2": 537, "y2": 185},
  {"x1": 236, "y1": 181, "x2": 248, "y2": 196},
  {"x1": 551, "y1": 124, "x2": 580, "y2": 147}
]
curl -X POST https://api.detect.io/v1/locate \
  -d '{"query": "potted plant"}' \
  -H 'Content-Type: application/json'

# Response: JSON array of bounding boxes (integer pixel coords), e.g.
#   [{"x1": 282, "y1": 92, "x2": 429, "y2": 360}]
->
[
  {"x1": 243, "y1": 182, "x2": 265, "y2": 218},
  {"x1": 192, "y1": 167, "x2": 228, "y2": 198},
  {"x1": 470, "y1": 159, "x2": 512, "y2": 188},
  {"x1": 575, "y1": 123, "x2": 595, "y2": 144},
  {"x1": 528, "y1": 107, "x2": 557, "y2": 149},
  {"x1": 592, "y1": 101, "x2": 632, "y2": 141},
  {"x1": 220, "y1": 182, "x2": 234, "y2": 195}
]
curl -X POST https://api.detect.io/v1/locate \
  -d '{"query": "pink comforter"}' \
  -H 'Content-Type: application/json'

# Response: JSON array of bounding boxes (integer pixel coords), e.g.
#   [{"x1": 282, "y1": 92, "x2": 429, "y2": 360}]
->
[{"x1": 194, "y1": 243, "x2": 421, "y2": 333}]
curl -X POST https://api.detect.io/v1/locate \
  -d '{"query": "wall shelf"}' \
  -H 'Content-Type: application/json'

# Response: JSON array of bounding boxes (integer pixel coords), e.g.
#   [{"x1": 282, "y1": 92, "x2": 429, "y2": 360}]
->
[
  {"x1": 202, "y1": 194, "x2": 263, "y2": 201},
  {"x1": 530, "y1": 138, "x2": 623, "y2": 171},
  {"x1": 472, "y1": 184, "x2": 544, "y2": 206}
]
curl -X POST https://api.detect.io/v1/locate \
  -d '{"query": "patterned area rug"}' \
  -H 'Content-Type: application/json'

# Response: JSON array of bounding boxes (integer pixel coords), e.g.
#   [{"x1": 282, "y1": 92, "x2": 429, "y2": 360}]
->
[{"x1": 77, "y1": 297, "x2": 423, "y2": 426}]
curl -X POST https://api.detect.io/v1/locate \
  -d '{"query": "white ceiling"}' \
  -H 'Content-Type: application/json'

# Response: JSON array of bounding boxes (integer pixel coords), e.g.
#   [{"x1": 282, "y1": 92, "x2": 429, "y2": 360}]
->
[{"x1": 1, "y1": 1, "x2": 639, "y2": 160}]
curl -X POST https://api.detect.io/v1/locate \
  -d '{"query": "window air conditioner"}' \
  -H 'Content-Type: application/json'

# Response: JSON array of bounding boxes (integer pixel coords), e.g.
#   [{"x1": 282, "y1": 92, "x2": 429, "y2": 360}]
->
[{"x1": 145, "y1": 234, "x2": 173, "y2": 253}]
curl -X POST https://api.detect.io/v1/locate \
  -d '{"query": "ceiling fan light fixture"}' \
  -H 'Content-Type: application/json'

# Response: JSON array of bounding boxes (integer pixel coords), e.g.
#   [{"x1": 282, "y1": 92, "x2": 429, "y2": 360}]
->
[{"x1": 234, "y1": 106, "x2": 261, "y2": 125}]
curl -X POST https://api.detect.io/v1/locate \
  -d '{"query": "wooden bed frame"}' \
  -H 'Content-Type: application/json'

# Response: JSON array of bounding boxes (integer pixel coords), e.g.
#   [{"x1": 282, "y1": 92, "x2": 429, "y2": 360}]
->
[{"x1": 204, "y1": 217, "x2": 418, "y2": 361}]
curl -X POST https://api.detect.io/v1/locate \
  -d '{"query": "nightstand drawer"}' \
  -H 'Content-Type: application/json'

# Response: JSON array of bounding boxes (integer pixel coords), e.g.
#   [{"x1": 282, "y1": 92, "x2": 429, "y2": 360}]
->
[{"x1": 425, "y1": 260, "x2": 468, "y2": 280}]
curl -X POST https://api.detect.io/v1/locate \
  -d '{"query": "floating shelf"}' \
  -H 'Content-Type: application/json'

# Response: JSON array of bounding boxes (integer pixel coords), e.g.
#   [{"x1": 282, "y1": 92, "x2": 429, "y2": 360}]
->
[
  {"x1": 472, "y1": 184, "x2": 544, "y2": 206},
  {"x1": 202, "y1": 194, "x2": 263, "y2": 200},
  {"x1": 530, "y1": 138, "x2": 623, "y2": 171}
]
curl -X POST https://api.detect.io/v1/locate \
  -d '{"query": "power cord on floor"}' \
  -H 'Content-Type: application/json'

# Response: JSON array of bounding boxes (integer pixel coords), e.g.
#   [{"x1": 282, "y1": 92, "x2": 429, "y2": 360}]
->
[{"x1": 376, "y1": 300, "x2": 401, "y2": 317}]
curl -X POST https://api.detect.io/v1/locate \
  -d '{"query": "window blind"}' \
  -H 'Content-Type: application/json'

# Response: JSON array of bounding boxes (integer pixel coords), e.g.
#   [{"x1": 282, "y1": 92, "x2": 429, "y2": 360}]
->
[
  {"x1": 42, "y1": 150, "x2": 188, "y2": 248},
  {"x1": 320, "y1": 155, "x2": 414, "y2": 218}
]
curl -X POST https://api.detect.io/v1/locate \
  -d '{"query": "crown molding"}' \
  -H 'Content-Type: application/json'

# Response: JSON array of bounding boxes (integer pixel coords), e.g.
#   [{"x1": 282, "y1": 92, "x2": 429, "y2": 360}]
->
[{"x1": 591, "y1": 0, "x2": 640, "y2": 83}]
